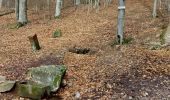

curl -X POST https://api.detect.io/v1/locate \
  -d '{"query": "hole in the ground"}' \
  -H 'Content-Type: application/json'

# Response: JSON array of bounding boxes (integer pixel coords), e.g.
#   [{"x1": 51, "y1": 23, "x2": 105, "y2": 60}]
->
[{"x1": 69, "y1": 47, "x2": 90, "y2": 54}]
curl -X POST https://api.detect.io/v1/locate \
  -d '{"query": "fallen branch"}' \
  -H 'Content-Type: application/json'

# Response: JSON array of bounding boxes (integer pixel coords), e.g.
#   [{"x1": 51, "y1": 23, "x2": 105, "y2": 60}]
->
[{"x1": 0, "y1": 10, "x2": 15, "y2": 17}]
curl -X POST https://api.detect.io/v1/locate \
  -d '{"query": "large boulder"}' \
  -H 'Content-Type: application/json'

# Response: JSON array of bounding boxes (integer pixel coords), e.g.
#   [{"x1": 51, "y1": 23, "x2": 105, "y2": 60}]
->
[
  {"x1": 17, "y1": 65, "x2": 66, "y2": 99},
  {"x1": 27, "y1": 65, "x2": 66, "y2": 92}
]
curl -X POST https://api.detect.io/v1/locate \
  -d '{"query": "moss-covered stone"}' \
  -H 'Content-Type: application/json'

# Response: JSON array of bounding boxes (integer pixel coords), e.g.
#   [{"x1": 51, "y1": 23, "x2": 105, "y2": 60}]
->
[
  {"x1": 27, "y1": 65, "x2": 66, "y2": 92},
  {"x1": 17, "y1": 82, "x2": 50, "y2": 100},
  {"x1": 52, "y1": 29, "x2": 62, "y2": 38}
]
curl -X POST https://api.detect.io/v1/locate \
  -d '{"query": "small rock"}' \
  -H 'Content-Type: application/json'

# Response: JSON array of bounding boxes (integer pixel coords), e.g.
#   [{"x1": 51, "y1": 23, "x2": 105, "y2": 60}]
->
[
  {"x1": 128, "y1": 96, "x2": 133, "y2": 99},
  {"x1": 75, "y1": 92, "x2": 81, "y2": 99},
  {"x1": 168, "y1": 95, "x2": 170, "y2": 98},
  {"x1": 142, "y1": 75, "x2": 147, "y2": 78},
  {"x1": 106, "y1": 83, "x2": 112, "y2": 89},
  {"x1": 142, "y1": 91, "x2": 148, "y2": 97},
  {"x1": 61, "y1": 79, "x2": 67, "y2": 87}
]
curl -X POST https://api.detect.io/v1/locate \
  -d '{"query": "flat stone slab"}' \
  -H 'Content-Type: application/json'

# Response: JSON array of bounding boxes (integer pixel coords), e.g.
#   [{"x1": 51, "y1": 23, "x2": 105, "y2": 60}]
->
[{"x1": 0, "y1": 81, "x2": 15, "y2": 93}]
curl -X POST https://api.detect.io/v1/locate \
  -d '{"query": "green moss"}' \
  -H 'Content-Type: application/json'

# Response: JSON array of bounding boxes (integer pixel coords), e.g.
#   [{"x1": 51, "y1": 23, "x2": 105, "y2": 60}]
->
[
  {"x1": 111, "y1": 37, "x2": 133, "y2": 46},
  {"x1": 54, "y1": 16, "x2": 60, "y2": 19},
  {"x1": 160, "y1": 31, "x2": 166, "y2": 45},
  {"x1": 17, "y1": 82, "x2": 50, "y2": 100},
  {"x1": 52, "y1": 29, "x2": 62, "y2": 38},
  {"x1": 150, "y1": 44, "x2": 162, "y2": 50}
]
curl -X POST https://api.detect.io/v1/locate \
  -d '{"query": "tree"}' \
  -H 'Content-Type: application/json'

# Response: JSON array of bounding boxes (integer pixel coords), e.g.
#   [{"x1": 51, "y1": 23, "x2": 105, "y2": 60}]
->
[
  {"x1": 0, "y1": 0, "x2": 2, "y2": 8},
  {"x1": 168, "y1": 0, "x2": 170, "y2": 12},
  {"x1": 94, "y1": 0, "x2": 100, "y2": 13},
  {"x1": 15, "y1": 0, "x2": 19, "y2": 20},
  {"x1": 117, "y1": 0, "x2": 125, "y2": 44},
  {"x1": 15, "y1": 0, "x2": 28, "y2": 25},
  {"x1": 152, "y1": 0, "x2": 158, "y2": 18},
  {"x1": 75, "y1": 0, "x2": 80, "y2": 6},
  {"x1": 55, "y1": 0, "x2": 62, "y2": 18}
]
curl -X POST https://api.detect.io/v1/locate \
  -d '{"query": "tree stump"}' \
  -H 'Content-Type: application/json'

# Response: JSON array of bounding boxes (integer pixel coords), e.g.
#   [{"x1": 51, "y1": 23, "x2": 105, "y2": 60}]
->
[{"x1": 28, "y1": 34, "x2": 41, "y2": 51}]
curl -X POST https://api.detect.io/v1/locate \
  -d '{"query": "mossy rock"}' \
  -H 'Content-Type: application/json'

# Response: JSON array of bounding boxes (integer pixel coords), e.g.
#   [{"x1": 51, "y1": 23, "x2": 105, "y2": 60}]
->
[
  {"x1": 52, "y1": 29, "x2": 62, "y2": 38},
  {"x1": 27, "y1": 65, "x2": 66, "y2": 92},
  {"x1": 17, "y1": 81, "x2": 51, "y2": 100},
  {"x1": 0, "y1": 81, "x2": 15, "y2": 93}
]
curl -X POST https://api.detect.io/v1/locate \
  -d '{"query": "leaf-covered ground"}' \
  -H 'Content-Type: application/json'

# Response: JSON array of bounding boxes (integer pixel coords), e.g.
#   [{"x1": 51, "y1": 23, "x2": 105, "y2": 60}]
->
[{"x1": 0, "y1": 0, "x2": 170, "y2": 99}]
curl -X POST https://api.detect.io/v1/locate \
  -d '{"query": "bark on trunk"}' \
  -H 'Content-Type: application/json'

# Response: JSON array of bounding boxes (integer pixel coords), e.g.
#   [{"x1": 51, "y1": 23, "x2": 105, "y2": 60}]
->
[
  {"x1": 117, "y1": 0, "x2": 125, "y2": 44},
  {"x1": 28, "y1": 34, "x2": 41, "y2": 51},
  {"x1": 18, "y1": 0, "x2": 27, "y2": 24},
  {"x1": 15, "y1": 0, "x2": 19, "y2": 20},
  {"x1": 0, "y1": 0, "x2": 2, "y2": 8},
  {"x1": 55, "y1": 0, "x2": 62, "y2": 18},
  {"x1": 75, "y1": 0, "x2": 80, "y2": 5},
  {"x1": 153, "y1": 0, "x2": 158, "y2": 18}
]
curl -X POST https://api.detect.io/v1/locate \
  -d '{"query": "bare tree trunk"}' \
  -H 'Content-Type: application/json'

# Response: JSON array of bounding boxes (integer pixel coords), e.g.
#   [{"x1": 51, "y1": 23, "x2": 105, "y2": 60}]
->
[
  {"x1": 105, "y1": 0, "x2": 112, "y2": 7},
  {"x1": 94, "y1": 0, "x2": 100, "y2": 13},
  {"x1": 117, "y1": 0, "x2": 125, "y2": 44},
  {"x1": 168, "y1": 0, "x2": 170, "y2": 12},
  {"x1": 75, "y1": 0, "x2": 80, "y2": 5},
  {"x1": 47, "y1": 0, "x2": 50, "y2": 10},
  {"x1": 55, "y1": 0, "x2": 62, "y2": 18},
  {"x1": 15, "y1": 0, "x2": 19, "y2": 20},
  {"x1": 18, "y1": 0, "x2": 28, "y2": 24},
  {"x1": 153, "y1": 0, "x2": 158, "y2": 18},
  {"x1": 0, "y1": 0, "x2": 2, "y2": 8}
]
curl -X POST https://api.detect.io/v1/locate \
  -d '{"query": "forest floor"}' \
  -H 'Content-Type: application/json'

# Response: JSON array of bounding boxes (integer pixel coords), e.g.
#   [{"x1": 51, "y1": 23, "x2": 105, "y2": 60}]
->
[{"x1": 0, "y1": 0, "x2": 170, "y2": 99}]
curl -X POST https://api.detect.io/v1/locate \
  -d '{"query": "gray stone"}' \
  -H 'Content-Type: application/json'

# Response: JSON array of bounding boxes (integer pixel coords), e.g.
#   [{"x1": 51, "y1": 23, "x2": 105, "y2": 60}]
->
[
  {"x1": 75, "y1": 92, "x2": 81, "y2": 99},
  {"x1": 27, "y1": 65, "x2": 66, "y2": 92},
  {"x1": 0, "y1": 81, "x2": 15, "y2": 93}
]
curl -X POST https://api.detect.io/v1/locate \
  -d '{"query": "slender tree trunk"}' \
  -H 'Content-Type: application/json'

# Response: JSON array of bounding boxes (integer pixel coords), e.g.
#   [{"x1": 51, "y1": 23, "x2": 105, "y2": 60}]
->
[
  {"x1": 15, "y1": 0, "x2": 19, "y2": 20},
  {"x1": 47, "y1": 0, "x2": 50, "y2": 10},
  {"x1": 95, "y1": 0, "x2": 100, "y2": 13},
  {"x1": 117, "y1": 0, "x2": 125, "y2": 44},
  {"x1": 153, "y1": 0, "x2": 158, "y2": 18},
  {"x1": 18, "y1": 0, "x2": 28, "y2": 24},
  {"x1": 0, "y1": 0, "x2": 2, "y2": 8},
  {"x1": 105, "y1": 0, "x2": 112, "y2": 7},
  {"x1": 55, "y1": 0, "x2": 62, "y2": 18},
  {"x1": 168, "y1": 0, "x2": 170, "y2": 12},
  {"x1": 75, "y1": 0, "x2": 80, "y2": 5}
]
